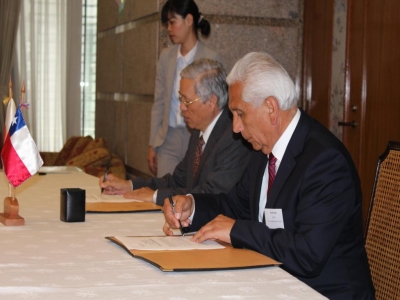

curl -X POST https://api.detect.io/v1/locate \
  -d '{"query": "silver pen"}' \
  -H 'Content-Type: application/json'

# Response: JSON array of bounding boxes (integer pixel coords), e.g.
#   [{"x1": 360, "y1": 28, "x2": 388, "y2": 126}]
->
[
  {"x1": 100, "y1": 158, "x2": 111, "y2": 194},
  {"x1": 168, "y1": 195, "x2": 184, "y2": 236}
]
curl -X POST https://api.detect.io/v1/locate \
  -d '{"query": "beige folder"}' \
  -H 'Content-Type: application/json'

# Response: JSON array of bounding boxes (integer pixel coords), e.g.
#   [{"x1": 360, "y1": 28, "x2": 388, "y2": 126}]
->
[
  {"x1": 86, "y1": 201, "x2": 161, "y2": 213},
  {"x1": 106, "y1": 236, "x2": 281, "y2": 272}
]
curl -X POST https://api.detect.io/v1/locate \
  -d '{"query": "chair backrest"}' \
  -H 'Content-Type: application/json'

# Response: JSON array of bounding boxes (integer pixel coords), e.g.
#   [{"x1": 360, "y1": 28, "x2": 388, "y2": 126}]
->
[{"x1": 365, "y1": 141, "x2": 400, "y2": 300}]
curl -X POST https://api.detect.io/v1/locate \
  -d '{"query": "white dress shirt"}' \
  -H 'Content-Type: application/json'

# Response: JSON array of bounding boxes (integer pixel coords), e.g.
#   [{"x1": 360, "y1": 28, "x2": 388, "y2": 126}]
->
[
  {"x1": 169, "y1": 42, "x2": 198, "y2": 128},
  {"x1": 258, "y1": 109, "x2": 301, "y2": 221}
]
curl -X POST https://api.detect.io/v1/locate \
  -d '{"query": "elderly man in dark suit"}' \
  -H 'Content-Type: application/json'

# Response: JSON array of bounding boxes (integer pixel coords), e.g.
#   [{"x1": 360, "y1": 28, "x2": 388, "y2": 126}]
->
[
  {"x1": 163, "y1": 52, "x2": 375, "y2": 299},
  {"x1": 100, "y1": 58, "x2": 250, "y2": 206}
]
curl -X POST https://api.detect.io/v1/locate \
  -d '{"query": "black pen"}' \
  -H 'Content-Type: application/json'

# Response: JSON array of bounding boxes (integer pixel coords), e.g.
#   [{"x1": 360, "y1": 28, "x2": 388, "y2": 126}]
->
[
  {"x1": 101, "y1": 158, "x2": 111, "y2": 194},
  {"x1": 168, "y1": 195, "x2": 184, "y2": 236}
]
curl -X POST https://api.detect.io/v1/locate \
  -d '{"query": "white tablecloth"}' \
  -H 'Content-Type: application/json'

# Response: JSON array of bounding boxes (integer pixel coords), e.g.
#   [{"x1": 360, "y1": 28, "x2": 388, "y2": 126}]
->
[{"x1": 0, "y1": 171, "x2": 326, "y2": 299}]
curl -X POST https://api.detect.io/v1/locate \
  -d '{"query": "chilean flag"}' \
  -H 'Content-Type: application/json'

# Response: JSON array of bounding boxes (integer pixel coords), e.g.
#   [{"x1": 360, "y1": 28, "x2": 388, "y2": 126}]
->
[{"x1": 1, "y1": 99, "x2": 43, "y2": 187}]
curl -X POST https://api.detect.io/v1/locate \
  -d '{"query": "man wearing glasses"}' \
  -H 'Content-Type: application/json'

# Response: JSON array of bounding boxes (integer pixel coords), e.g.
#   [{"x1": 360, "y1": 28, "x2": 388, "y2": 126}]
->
[{"x1": 100, "y1": 58, "x2": 251, "y2": 206}]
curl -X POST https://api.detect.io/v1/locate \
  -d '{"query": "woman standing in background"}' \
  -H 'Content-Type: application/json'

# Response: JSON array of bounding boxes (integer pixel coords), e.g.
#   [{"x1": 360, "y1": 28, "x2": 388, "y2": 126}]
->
[{"x1": 148, "y1": 0, "x2": 224, "y2": 177}]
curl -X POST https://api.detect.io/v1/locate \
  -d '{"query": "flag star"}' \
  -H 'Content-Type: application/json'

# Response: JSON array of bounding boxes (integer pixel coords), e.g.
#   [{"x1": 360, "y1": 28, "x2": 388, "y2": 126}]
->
[{"x1": 12, "y1": 116, "x2": 18, "y2": 126}]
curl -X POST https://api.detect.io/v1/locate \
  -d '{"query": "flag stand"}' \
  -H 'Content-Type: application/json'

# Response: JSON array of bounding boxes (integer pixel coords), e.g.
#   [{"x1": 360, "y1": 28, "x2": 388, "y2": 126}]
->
[{"x1": 0, "y1": 197, "x2": 25, "y2": 226}]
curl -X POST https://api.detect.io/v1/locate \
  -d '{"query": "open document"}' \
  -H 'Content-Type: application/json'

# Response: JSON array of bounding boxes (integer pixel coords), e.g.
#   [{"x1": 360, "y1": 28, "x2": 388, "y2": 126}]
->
[
  {"x1": 114, "y1": 236, "x2": 225, "y2": 251},
  {"x1": 106, "y1": 236, "x2": 281, "y2": 272}
]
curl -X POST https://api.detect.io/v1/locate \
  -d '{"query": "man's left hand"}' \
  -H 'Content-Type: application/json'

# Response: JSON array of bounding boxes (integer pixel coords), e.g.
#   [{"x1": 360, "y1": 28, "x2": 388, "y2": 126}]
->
[
  {"x1": 191, "y1": 214, "x2": 234, "y2": 244},
  {"x1": 124, "y1": 187, "x2": 155, "y2": 202}
]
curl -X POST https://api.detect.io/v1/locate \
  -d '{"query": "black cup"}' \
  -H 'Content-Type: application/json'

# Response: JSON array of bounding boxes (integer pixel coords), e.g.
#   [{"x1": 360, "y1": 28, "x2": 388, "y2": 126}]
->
[{"x1": 60, "y1": 188, "x2": 86, "y2": 222}]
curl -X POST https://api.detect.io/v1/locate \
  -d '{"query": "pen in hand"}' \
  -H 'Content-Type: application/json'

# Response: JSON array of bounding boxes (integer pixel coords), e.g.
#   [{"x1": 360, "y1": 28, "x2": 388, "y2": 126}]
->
[
  {"x1": 168, "y1": 195, "x2": 184, "y2": 236},
  {"x1": 101, "y1": 158, "x2": 111, "y2": 194}
]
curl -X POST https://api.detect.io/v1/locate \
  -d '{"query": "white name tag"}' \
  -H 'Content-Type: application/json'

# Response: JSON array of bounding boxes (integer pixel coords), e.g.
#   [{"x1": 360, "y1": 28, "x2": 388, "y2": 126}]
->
[{"x1": 264, "y1": 208, "x2": 284, "y2": 229}]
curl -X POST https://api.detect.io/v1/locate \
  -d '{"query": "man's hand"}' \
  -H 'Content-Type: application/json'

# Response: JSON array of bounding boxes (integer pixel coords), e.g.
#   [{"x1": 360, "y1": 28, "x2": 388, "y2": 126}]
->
[
  {"x1": 190, "y1": 214, "x2": 234, "y2": 244},
  {"x1": 147, "y1": 146, "x2": 157, "y2": 176},
  {"x1": 124, "y1": 187, "x2": 155, "y2": 202},
  {"x1": 163, "y1": 195, "x2": 194, "y2": 236},
  {"x1": 99, "y1": 173, "x2": 132, "y2": 195}
]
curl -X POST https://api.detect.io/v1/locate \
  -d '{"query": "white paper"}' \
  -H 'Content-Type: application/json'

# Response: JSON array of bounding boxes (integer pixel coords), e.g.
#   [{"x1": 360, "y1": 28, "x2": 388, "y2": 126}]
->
[
  {"x1": 115, "y1": 236, "x2": 225, "y2": 251},
  {"x1": 39, "y1": 166, "x2": 83, "y2": 174},
  {"x1": 86, "y1": 194, "x2": 142, "y2": 203},
  {"x1": 264, "y1": 208, "x2": 285, "y2": 229}
]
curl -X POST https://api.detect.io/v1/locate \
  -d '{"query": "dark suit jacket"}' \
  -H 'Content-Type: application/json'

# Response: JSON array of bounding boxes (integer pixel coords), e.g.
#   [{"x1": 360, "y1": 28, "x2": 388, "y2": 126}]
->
[
  {"x1": 133, "y1": 109, "x2": 251, "y2": 206},
  {"x1": 191, "y1": 110, "x2": 375, "y2": 300}
]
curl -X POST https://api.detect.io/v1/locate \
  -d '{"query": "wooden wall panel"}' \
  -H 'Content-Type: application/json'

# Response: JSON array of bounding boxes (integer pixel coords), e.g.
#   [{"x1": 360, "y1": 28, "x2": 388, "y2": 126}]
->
[{"x1": 302, "y1": 0, "x2": 334, "y2": 127}]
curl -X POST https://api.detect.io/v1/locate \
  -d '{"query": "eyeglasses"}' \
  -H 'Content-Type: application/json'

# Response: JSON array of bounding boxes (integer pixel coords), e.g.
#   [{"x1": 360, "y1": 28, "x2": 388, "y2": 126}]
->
[{"x1": 178, "y1": 93, "x2": 202, "y2": 106}]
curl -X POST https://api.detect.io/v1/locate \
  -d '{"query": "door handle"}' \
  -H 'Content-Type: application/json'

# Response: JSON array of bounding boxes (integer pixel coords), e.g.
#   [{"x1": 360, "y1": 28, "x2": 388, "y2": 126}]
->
[{"x1": 338, "y1": 121, "x2": 357, "y2": 128}]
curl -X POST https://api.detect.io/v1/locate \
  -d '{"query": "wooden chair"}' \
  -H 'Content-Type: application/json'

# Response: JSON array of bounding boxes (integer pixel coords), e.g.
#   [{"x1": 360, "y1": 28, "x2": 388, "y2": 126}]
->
[{"x1": 365, "y1": 141, "x2": 400, "y2": 300}]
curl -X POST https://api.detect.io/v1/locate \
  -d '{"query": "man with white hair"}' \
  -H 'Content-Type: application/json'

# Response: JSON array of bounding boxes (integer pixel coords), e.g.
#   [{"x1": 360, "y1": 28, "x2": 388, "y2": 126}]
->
[{"x1": 163, "y1": 52, "x2": 375, "y2": 299}]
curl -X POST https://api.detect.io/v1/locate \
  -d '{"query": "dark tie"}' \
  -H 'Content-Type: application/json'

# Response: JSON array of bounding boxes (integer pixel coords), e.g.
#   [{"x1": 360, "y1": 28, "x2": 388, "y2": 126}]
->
[
  {"x1": 193, "y1": 135, "x2": 205, "y2": 178},
  {"x1": 268, "y1": 153, "x2": 277, "y2": 196}
]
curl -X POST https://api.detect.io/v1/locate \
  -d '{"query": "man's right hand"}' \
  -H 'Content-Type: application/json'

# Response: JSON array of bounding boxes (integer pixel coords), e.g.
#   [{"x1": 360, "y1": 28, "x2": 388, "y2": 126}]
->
[
  {"x1": 163, "y1": 195, "x2": 194, "y2": 236},
  {"x1": 99, "y1": 173, "x2": 132, "y2": 195},
  {"x1": 147, "y1": 146, "x2": 157, "y2": 176}
]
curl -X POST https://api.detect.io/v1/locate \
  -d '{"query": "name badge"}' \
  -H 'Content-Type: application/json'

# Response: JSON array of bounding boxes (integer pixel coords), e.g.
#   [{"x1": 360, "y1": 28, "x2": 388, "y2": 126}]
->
[{"x1": 264, "y1": 208, "x2": 284, "y2": 229}]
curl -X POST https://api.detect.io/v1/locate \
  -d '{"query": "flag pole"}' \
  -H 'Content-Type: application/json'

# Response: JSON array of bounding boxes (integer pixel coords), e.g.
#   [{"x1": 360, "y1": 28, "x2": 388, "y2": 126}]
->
[
  {"x1": 0, "y1": 78, "x2": 25, "y2": 225},
  {"x1": 9, "y1": 76, "x2": 12, "y2": 99},
  {"x1": 21, "y1": 81, "x2": 25, "y2": 105},
  {"x1": 7, "y1": 77, "x2": 12, "y2": 198}
]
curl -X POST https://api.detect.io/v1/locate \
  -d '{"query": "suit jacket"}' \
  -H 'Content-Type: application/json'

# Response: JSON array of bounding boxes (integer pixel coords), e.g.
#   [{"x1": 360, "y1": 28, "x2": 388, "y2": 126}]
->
[
  {"x1": 150, "y1": 41, "x2": 224, "y2": 148},
  {"x1": 191, "y1": 110, "x2": 375, "y2": 300},
  {"x1": 133, "y1": 109, "x2": 251, "y2": 206}
]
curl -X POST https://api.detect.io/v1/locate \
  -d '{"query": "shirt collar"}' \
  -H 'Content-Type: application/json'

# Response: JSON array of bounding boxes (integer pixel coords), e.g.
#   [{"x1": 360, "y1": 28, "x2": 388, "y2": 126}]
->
[
  {"x1": 271, "y1": 108, "x2": 301, "y2": 162},
  {"x1": 200, "y1": 109, "x2": 223, "y2": 144},
  {"x1": 177, "y1": 41, "x2": 198, "y2": 64}
]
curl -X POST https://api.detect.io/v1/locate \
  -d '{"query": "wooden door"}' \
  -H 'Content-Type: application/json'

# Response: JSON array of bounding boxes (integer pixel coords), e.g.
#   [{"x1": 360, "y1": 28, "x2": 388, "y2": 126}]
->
[
  {"x1": 302, "y1": 0, "x2": 334, "y2": 126},
  {"x1": 344, "y1": 0, "x2": 400, "y2": 224}
]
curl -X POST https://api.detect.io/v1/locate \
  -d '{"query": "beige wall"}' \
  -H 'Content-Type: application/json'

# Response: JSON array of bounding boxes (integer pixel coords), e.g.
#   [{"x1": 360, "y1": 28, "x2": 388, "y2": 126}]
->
[{"x1": 96, "y1": 0, "x2": 304, "y2": 176}]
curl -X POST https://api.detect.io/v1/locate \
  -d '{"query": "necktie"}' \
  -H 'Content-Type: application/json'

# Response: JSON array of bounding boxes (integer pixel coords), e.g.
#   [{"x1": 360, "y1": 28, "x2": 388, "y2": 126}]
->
[
  {"x1": 193, "y1": 135, "x2": 205, "y2": 178},
  {"x1": 268, "y1": 153, "x2": 277, "y2": 196}
]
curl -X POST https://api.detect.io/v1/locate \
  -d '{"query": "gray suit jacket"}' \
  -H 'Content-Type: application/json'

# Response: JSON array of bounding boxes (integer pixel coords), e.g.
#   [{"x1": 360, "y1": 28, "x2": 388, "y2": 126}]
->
[
  {"x1": 133, "y1": 109, "x2": 251, "y2": 206},
  {"x1": 149, "y1": 41, "x2": 224, "y2": 148}
]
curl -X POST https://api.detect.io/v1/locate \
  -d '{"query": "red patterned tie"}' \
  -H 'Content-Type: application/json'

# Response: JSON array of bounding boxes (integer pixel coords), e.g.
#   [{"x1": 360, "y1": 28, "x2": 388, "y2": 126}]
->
[
  {"x1": 268, "y1": 153, "x2": 277, "y2": 196},
  {"x1": 193, "y1": 135, "x2": 205, "y2": 177}
]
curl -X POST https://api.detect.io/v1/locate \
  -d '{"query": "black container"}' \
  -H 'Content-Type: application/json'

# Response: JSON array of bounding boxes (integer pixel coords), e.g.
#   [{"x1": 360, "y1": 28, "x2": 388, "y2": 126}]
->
[{"x1": 60, "y1": 188, "x2": 86, "y2": 222}]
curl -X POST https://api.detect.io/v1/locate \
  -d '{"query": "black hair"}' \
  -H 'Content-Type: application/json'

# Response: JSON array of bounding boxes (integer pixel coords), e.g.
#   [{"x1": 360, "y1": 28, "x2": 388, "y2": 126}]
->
[{"x1": 161, "y1": 0, "x2": 211, "y2": 38}]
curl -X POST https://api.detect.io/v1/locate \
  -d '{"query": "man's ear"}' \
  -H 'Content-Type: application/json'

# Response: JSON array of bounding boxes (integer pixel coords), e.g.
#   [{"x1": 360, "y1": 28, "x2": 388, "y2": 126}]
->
[
  {"x1": 263, "y1": 96, "x2": 279, "y2": 125},
  {"x1": 208, "y1": 94, "x2": 218, "y2": 109}
]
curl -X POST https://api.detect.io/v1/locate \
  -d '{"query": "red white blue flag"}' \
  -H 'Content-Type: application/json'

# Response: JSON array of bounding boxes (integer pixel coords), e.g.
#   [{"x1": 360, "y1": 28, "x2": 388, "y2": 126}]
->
[{"x1": 1, "y1": 99, "x2": 43, "y2": 187}]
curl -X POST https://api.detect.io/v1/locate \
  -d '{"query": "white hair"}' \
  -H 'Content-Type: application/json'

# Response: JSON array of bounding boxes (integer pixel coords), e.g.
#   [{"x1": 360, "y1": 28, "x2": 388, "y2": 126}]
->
[
  {"x1": 181, "y1": 58, "x2": 228, "y2": 109},
  {"x1": 226, "y1": 52, "x2": 298, "y2": 110}
]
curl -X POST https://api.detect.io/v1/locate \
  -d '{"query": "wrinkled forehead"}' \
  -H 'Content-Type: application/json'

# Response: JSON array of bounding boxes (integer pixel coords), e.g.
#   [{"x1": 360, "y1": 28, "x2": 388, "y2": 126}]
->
[
  {"x1": 180, "y1": 78, "x2": 197, "y2": 94},
  {"x1": 228, "y1": 83, "x2": 244, "y2": 109}
]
